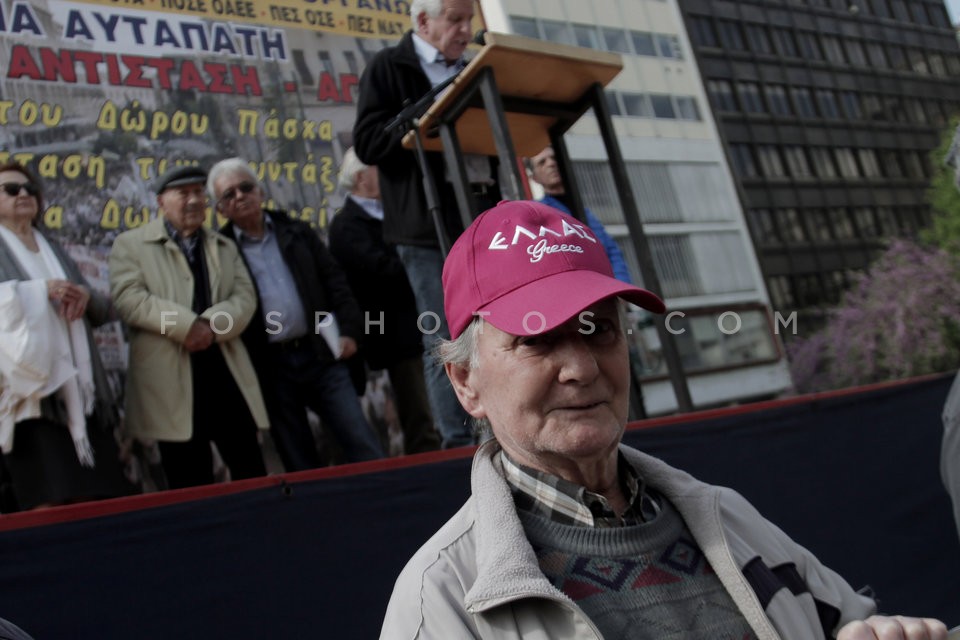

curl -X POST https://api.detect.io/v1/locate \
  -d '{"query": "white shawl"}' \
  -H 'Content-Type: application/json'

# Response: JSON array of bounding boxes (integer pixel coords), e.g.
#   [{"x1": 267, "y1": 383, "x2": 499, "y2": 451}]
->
[{"x1": 0, "y1": 225, "x2": 95, "y2": 467}]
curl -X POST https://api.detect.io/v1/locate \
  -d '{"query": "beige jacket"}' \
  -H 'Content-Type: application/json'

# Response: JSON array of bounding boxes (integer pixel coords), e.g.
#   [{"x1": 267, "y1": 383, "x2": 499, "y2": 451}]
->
[
  {"x1": 109, "y1": 217, "x2": 268, "y2": 441},
  {"x1": 381, "y1": 440, "x2": 875, "y2": 639}
]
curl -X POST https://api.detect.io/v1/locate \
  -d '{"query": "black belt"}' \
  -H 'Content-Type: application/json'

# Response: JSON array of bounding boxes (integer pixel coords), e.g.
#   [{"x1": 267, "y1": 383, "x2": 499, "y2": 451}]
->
[
  {"x1": 271, "y1": 336, "x2": 309, "y2": 353},
  {"x1": 470, "y1": 183, "x2": 493, "y2": 197}
]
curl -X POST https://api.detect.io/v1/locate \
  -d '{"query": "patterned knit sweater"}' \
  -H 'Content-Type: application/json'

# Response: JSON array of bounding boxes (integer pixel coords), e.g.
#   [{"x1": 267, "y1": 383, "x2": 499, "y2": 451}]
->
[{"x1": 518, "y1": 499, "x2": 759, "y2": 640}]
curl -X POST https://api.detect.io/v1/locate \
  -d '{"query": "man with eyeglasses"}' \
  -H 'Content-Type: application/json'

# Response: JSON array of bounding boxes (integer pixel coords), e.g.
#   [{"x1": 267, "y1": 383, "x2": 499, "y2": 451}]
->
[
  {"x1": 109, "y1": 164, "x2": 268, "y2": 488},
  {"x1": 208, "y1": 157, "x2": 383, "y2": 471}
]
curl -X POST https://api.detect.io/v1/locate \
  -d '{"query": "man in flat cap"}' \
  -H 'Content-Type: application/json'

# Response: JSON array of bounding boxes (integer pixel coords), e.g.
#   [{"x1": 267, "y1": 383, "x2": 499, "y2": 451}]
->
[
  {"x1": 380, "y1": 200, "x2": 947, "y2": 640},
  {"x1": 109, "y1": 164, "x2": 268, "y2": 488}
]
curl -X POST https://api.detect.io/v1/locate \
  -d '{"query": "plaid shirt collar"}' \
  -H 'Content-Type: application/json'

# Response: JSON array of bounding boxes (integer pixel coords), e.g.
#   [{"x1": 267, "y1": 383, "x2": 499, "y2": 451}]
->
[{"x1": 500, "y1": 450, "x2": 661, "y2": 528}]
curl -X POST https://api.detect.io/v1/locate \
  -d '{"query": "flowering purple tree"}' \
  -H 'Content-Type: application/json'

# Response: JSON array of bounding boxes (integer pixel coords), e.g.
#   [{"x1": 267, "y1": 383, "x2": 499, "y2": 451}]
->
[{"x1": 788, "y1": 239, "x2": 960, "y2": 393}]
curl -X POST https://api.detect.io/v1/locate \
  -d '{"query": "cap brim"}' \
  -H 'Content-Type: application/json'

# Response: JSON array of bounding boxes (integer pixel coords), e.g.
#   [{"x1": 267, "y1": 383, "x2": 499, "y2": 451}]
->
[{"x1": 477, "y1": 270, "x2": 665, "y2": 336}]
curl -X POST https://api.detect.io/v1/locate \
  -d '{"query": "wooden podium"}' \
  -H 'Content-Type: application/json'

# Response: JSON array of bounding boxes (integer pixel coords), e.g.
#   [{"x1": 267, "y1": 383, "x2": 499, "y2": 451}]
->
[
  {"x1": 402, "y1": 31, "x2": 694, "y2": 413},
  {"x1": 403, "y1": 31, "x2": 623, "y2": 231}
]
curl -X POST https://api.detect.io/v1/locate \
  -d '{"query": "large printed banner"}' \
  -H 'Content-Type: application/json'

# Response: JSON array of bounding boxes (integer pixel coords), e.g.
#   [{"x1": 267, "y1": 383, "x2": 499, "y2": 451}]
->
[{"x1": 0, "y1": 0, "x2": 427, "y2": 366}]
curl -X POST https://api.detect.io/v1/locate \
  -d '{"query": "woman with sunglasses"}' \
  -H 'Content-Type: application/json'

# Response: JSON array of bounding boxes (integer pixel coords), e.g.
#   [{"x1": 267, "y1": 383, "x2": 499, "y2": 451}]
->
[{"x1": 0, "y1": 161, "x2": 132, "y2": 511}]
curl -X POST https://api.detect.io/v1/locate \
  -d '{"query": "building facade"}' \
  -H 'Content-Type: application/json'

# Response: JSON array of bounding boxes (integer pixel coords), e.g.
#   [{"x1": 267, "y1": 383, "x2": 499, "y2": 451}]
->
[{"x1": 678, "y1": 0, "x2": 960, "y2": 332}]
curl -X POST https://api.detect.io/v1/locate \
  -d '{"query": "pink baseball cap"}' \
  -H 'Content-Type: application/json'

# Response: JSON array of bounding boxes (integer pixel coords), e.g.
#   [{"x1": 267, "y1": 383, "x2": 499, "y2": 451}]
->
[{"x1": 443, "y1": 200, "x2": 665, "y2": 339}]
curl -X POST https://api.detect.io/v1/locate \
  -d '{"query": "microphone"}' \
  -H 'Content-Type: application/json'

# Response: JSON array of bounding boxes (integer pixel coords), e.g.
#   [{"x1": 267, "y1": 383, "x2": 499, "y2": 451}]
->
[{"x1": 472, "y1": 29, "x2": 488, "y2": 45}]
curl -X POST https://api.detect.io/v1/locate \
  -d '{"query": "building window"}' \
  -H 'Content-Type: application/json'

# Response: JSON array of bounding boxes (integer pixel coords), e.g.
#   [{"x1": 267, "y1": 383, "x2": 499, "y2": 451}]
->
[
  {"x1": 606, "y1": 91, "x2": 623, "y2": 117},
  {"x1": 770, "y1": 27, "x2": 799, "y2": 57},
  {"x1": 907, "y1": 47, "x2": 929, "y2": 74},
  {"x1": 810, "y1": 147, "x2": 838, "y2": 178},
  {"x1": 717, "y1": 20, "x2": 746, "y2": 50},
  {"x1": 829, "y1": 207, "x2": 856, "y2": 239},
  {"x1": 744, "y1": 24, "x2": 773, "y2": 54},
  {"x1": 510, "y1": 16, "x2": 539, "y2": 39},
  {"x1": 875, "y1": 207, "x2": 899, "y2": 235},
  {"x1": 865, "y1": 42, "x2": 889, "y2": 68},
  {"x1": 835, "y1": 148, "x2": 860, "y2": 178},
  {"x1": 767, "y1": 275, "x2": 796, "y2": 310},
  {"x1": 902, "y1": 151, "x2": 927, "y2": 179},
  {"x1": 572, "y1": 24, "x2": 600, "y2": 49},
  {"x1": 791, "y1": 87, "x2": 817, "y2": 117},
  {"x1": 737, "y1": 82, "x2": 766, "y2": 113},
  {"x1": 748, "y1": 208, "x2": 781, "y2": 245},
  {"x1": 707, "y1": 80, "x2": 738, "y2": 111},
  {"x1": 861, "y1": 94, "x2": 884, "y2": 120},
  {"x1": 730, "y1": 144, "x2": 759, "y2": 177},
  {"x1": 840, "y1": 91, "x2": 862, "y2": 119},
  {"x1": 821, "y1": 35, "x2": 847, "y2": 64},
  {"x1": 889, "y1": 0, "x2": 910, "y2": 21},
  {"x1": 765, "y1": 85, "x2": 793, "y2": 116},
  {"x1": 815, "y1": 89, "x2": 841, "y2": 119},
  {"x1": 622, "y1": 92, "x2": 653, "y2": 118},
  {"x1": 631, "y1": 31, "x2": 657, "y2": 56},
  {"x1": 601, "y1": 26, "x2": 631, "y2": 53},
  {"x1": 866, "y1": 0, "x2": 891, "y2": 18},
  {"x1": 757, "y1": 145, "x2": 787, "y2": 177},
  {"x1": 676, "y1": 96, "x2": 702, "y2": 121},
  {"x1": 796, "y1": 32, "x2": 824, "y2": 60},
  {"x1": 688, "y1": 17, "x2": 718, "y2": 48},
  {"x1": 857, "y1": 149, "x2": 882, "y2": 178},
  {"x1": 656, "y1": 34, "x2": 683, "y2": 59},
  {"x1": 542, "y1": 20, "x2": 574, "y2": 45},
  {"x1": 903, "y1": 98, "x2": 927, "y2": 123},
  {"x1": 778, "y1": 208, "x2": 808, "y2": 243},
  {"x1": 844, "y1": 40, "x2": 868, "y2": 66},
  {"x1": 784, "y1": 146, "x2": 814, "y2": 179},
  {"x1": 807, "y1": 209, "x2": 835, "y2": 242},
  {"x1": 651, "y1": 94, "x2": 677, "y2": 119},
  {"x1": 928, "y1": 52, "x2": 947, "y2": 76},
  {"x1": 909, "y1": 1, "x2": 931, "y2": 24},
  {"x1": 880, "y1": 150, "x2": 903, "y2": 178},
  {"x1": 887, "y1": 45, "x2": 909, "y2": 71},
  {"x1": 853, "y1": 207, "x2": 879, "y2": 237}
]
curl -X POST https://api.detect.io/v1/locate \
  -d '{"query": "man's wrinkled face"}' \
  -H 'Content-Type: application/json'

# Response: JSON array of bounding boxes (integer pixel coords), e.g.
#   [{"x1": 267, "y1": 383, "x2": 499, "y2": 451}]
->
[
  {"x1": 530, "y1": 146, "x2": 564, "y2": 194},
  {"x1": 448, "y1": 299, "x2": 630, "y2": 475},
  {"x1": 418, "y1": 0, "x2": 474, "y2": 63},
  {"x1": 213, "y1": 171, "x2": 264, "y2": 228},
  {"x1": 158, "y1": 182, "x2": 207, "y2": 237}
]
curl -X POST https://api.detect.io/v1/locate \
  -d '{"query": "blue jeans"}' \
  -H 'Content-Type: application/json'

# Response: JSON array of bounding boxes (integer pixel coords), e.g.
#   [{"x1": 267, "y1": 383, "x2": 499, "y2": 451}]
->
[
  {"x1": 396, "y1": 244, "x2": 474, "y2": 448},
  {"x1": 268, "y1": 342, "x2": 384, "y2": 468}
]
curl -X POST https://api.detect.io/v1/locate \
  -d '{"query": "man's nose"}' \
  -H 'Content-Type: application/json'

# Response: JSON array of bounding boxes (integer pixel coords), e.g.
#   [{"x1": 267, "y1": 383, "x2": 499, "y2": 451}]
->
[{"x1": 556, "y1": 336, "x2": 601, "y2": 384}]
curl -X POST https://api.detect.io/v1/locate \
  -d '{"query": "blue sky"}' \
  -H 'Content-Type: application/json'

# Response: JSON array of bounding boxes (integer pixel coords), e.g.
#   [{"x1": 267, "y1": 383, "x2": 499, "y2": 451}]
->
[{"x1": 947, "y1": 0, "x2": 960, "y2": 22}]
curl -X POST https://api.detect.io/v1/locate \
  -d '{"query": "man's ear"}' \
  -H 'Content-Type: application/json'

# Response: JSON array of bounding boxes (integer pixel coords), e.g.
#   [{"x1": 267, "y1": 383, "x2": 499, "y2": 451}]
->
[
  {"x1": 445, "y1": 362, "x2": 484, "y2": 419},
  {"x1": 415, "y1": 11, "x2": 429, "y2": 34}
]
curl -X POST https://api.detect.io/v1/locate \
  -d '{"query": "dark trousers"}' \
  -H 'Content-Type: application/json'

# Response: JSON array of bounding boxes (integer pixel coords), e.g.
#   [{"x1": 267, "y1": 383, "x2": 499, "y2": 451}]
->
[
  {"x1": 266, "y1": 340, "x2": 384, "y2": 471},
  {"x1": 387, "y1": 356, "x2": 440, "y2": 455},
  {"x1": 159, "y1": 348, "x2": 266, "y2": 489}
]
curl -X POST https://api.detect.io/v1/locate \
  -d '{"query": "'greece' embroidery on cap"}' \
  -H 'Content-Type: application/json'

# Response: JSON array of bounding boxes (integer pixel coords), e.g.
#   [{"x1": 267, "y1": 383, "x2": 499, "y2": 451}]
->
[
  {"x1": 527, "y1": 239, "x2": 585, "y2": 263},
  {"x1": 488, "y1": 219, "x2": 598, "y2": 250}
]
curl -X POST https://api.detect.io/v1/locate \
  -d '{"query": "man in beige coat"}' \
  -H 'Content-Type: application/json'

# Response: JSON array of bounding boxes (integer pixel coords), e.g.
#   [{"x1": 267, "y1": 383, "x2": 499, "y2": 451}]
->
[{"x1": 109, "y1": 165, "x2": 267, "y2": 488}]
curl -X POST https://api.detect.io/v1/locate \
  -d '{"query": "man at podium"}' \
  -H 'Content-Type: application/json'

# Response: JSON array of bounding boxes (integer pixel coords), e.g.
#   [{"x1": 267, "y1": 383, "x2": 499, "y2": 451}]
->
[{"x1": 353, "y1": 0, "x2": 500, "y2": 449}]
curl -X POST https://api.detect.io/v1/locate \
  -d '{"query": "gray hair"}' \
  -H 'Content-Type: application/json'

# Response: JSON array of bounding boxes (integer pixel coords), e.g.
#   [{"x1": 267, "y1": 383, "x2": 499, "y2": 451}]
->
[
  {"x1": 207, "y1": 157, "x2": 258, "y2": 200},
  {"x1": 337, "y1": 147, "x2": 369, "y2": 193},
  {"x1": 410, "y1": 0, "x2": 443, "y2": 29},
  {"x1": 434, "y1": 318, "x2": 491, "y2": 440}
]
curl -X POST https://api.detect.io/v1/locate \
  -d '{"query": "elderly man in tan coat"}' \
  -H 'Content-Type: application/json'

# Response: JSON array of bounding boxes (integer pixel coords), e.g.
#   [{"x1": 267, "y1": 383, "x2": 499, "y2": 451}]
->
[{"x1": 109, "y1": 165, "x2": 268, "y2": 488}]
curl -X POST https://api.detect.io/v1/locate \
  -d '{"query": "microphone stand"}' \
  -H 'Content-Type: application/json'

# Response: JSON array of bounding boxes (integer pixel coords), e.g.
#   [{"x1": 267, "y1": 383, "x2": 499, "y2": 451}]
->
[{"x1": 383, "y1": 74, "x2": 461, "y2": 257}]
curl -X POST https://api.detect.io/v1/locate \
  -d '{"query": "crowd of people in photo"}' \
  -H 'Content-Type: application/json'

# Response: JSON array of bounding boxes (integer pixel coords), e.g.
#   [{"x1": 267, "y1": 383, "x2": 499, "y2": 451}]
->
[{"x1": 0, "y1": 0, "x2": 954, "y2": 637}]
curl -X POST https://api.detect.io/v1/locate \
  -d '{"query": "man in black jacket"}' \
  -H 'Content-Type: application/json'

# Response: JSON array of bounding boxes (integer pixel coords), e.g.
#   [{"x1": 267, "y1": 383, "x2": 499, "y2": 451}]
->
[
  {"x1": 352, "y1": 0, "x2": 497, "y2": 448},
  {"x1": 208, "y1": 157, "x2": 384, "y2": 470},
  {"x1": 329, "y1": 148, "x2": 440, "y2": 455}
]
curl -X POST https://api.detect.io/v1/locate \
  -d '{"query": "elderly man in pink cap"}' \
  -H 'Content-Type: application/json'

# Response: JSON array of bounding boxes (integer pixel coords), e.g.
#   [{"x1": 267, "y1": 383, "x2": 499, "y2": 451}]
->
[{"x1": 379, "y1": 200, "x2": 947, "y2": 640}]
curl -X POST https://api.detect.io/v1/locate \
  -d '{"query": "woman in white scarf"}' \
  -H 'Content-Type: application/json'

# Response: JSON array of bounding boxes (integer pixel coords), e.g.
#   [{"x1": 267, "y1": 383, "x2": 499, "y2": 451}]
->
[{"x1": 0, "y1": 162, "x2": 131, "y2": 511}]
